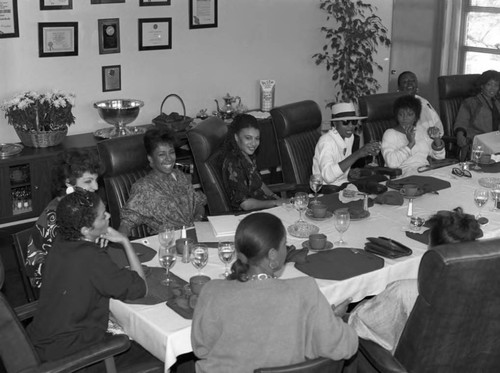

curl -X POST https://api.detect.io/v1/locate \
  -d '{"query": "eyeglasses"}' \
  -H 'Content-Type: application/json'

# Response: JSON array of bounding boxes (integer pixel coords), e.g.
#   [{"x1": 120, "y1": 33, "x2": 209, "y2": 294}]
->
[
  {"x1": 452, "y1": 167, "x2": 472, "y2": 178},
  {"x1": 338, "y1": 120, "x2": 358, "y2": 126}
]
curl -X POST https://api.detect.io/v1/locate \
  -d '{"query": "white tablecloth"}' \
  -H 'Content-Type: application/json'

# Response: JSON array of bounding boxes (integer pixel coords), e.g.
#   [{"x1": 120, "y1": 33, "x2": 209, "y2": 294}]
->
[{"x1": 110, "y1": 165, "x2": 500, "y2": 371}]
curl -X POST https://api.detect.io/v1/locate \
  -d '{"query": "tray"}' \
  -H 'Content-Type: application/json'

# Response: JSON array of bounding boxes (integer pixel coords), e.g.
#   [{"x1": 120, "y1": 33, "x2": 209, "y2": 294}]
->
[{"x1": 0, "y1": 143, "x2": 23, "y2": 159}]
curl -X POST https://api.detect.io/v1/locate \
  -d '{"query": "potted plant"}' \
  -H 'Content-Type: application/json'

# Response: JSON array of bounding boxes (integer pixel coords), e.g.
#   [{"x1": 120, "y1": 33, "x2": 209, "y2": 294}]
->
[
  {"x1": 1, "y1": 90, "x2": 76, "y2": 148},
  {"x1": 313, "y1": 0, "x2": 391, "y2": 104}
]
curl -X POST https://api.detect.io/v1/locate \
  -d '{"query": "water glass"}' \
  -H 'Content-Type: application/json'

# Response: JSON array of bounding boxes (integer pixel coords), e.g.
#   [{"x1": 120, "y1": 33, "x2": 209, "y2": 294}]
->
[
  {"x1": 293, "y1": 192, "x2": 309, "y2": 223},
  {"x1": 191, "y1": 244, "x2": 209, "y2": 276},
  {"x1": 158, "y1": 244, "x2": 177, "y2": 286},
  {"x1": 218, "y1": 241, "x2": 235, "y2": 278},
  {"x1": 473, "y1": 189, "x2": 489, "y2": 219},
  {"x1": 333, "y1": 209, "x2": 350, "y2": 246},
  {"x1": 309, "y1": 174, "x2": 323, "y2": 205}
]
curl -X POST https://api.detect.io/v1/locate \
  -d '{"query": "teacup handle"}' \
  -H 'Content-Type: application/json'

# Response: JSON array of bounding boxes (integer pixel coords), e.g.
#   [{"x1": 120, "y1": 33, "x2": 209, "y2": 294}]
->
[{"x1": 400, "y1": 188, "x2": 406, "y2": 195}]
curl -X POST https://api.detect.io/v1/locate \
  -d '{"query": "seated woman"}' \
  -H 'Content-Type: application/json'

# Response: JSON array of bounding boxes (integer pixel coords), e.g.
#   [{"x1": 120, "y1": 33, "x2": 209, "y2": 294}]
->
[
  {"x1": 348, "y1": 207, "x2": 482, "y2": 353},
  {"x1": 192, "y1": 212, "x2": 358, "y2": 372},
  {"x1": 454, "y1": 70, "x2": 500, "y2": 158},
  {"x1": 25, "y1": 149, "x2": 102, "y2": 289},
  {"x1": 312, "y1": 102, "x2": 380, "y2": 186},
  {"x1": 222, "y1": 114, "x2": 288, "y2": 211},
  {"x1": 27, "y1": 190, "x2": 146, "y2": 365},
  {"x1": 381, "y1": 95, "x2": 445, "y2": 175},
  {"x1": 119, "y1": 127, "x2": 207, "y2": 235}
]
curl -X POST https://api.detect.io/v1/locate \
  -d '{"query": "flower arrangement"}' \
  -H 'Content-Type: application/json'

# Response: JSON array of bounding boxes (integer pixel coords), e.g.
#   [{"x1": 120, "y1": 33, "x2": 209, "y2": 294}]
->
[{"x1": 1, "y1": 90, "x2": 76, "y2": 132}]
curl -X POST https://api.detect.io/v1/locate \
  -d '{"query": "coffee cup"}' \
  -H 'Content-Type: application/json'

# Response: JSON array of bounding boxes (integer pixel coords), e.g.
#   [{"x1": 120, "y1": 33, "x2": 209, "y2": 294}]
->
[
  {"x1": 410, "y1": 216, "x2": 426, "y2": 231},
  {"x1": 308, "y1": 233, "x2": 327, "y2": 250},
  {"x1": 311, "y1": 203, "x2": 328, "y2": 218},
  {"x1": 400, "y1": 184, "x2": 419, "y2": 197},
  {"x1": 189, "y1": 275, "x2": 211, "y2": 295},
  {"x1": 175, "y1": 238, "x2": 194, "y2": 256}
]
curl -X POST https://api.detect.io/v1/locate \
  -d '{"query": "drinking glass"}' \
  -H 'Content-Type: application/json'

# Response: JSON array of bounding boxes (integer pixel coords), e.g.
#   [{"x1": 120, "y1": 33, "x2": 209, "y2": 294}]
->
[
  {"x1": 367, "y1": 140, "x2": 381, "y2": 167},
  {"x1": 293, "y1": 192, "x2": 309, "y2": 223},
  {"x1": 158, "y1": 244, "x2": 177, "y2": 286},
  {"x1": 191, "y1": 244, "x2": 209, "y2": 276},
  {"x1": 333, "y1": 209, "x2": 350, "y2": 246},
  {"x1": 471, "y1": 144, "x2": 483, "y2": 171},
  {"x1": 490, "y1": 183, "x2": 500, "y2": 212},
  {"x1": 218, "y1": 241, "x2": 235, "y2": 278},
  {"x1": 474, "y1": 189, "x2": 489, "y2": 219},
  {"x1": 309, "y1": 174, "x2": 323, "y2": 205},
  {"x1": 158, "y1": 225, "x2": 176, "y2": 249}
]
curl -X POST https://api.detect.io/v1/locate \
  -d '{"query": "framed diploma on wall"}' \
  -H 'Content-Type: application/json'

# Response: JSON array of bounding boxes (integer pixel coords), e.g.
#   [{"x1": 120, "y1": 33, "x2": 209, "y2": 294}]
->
[
  {"x1": 102, "y1": 65, "x2": 121, "y2": 92},
  {"x1": 38, "y1": 22, "x2": 78, "y2": 57},
  {"x1": 98, "y1": 18, "x2": 120, "y2": 54},
  {"x1": 139, "y1": 0, "x2": 170, "y2": 5},
  {"x1": 40, "y1": 0, "x2": 73, "y2": 10},
  {"x1": 0, "y1": 0, "x2": 19, "y2": 38},
  {"x1": 138, "y1": 17, "x2": 172, "y2": 51},
  {"x1": 189, "y1": 0, "x2": 217, "y2": 29}
]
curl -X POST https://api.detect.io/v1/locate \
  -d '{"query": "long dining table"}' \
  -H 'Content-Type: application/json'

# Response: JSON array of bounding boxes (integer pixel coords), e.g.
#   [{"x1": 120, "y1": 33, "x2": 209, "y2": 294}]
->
[{"x1": 109, "y1": 165, "x2": 500, "y2": 372}]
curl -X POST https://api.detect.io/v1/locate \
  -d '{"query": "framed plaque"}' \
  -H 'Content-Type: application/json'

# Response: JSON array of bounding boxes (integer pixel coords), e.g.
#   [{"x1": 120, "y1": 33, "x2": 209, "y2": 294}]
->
[
  {"x1": 98, "y1": 18, "x2": 120, "y2": 54},
  {"x1": 91, "y1": 0, "x2": 124, "y2": 4},
  {"x1": 189, "y1": 0, "x2": 217, "y2": 29},
  {"x1": 138, "y1": 17, "x2": 172, "y2": 51},
  {"x1": 102, "y1": 65, "x2": 121, "y2": 92},
  {"x1": 0, "y1": 0, "x2": 19, "y2": 38},
  {"x1": 38, "y1": 22, "x2": 78, "y2": 57},
  {"x1": 139, "y1": 0, "x2": 170, "y2": 5},
  {"x1": 40, "y1": 0, "x2": 73, "y2": 10}
]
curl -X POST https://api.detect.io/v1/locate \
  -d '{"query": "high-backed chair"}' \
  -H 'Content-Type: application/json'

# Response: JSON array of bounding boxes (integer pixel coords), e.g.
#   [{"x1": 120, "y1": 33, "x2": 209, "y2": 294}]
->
[
  {"x1": 270, "y1": 100, "x2": 322, "y2": 185},
  {"x1": 254, "y1": 357, "x2": 343, "y2": 373},
  {"x1": 97, "y1": 134, "x2": 150, "y2": 238},
  {"x1": 358, "y1": 92, "x2": 404, "y2": 166},
  {"x1": 358, "y1": 238, "x2": 500, "y2": 372},
  {"x1": 187, "y1": 117, "x2": 232, "y2": 216},
  {"x1": 12, "y1": 227, "x2": 39, "y2": 303}
]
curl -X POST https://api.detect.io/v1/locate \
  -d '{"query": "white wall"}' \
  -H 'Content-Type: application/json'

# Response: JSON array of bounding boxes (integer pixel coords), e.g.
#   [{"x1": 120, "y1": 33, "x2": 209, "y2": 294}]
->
[{"x1": 0, "y1": 0, "x2": 392, "y2": 143}]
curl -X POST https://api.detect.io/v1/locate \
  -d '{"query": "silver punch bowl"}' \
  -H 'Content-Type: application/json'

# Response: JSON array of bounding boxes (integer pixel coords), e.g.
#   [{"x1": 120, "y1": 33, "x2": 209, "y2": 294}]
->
[{"x1": 94, "y1": 99, "x2": 144, "y2": 137}]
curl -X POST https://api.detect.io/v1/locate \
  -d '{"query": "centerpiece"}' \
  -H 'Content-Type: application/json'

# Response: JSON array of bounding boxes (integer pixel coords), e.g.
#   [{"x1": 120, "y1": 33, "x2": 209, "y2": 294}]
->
[{"x1": 1, "y1": 90, "x2": 76, "y2": 148}]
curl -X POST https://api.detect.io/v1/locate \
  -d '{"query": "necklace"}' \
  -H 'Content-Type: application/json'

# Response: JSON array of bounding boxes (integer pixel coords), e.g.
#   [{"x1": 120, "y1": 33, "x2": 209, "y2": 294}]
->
[{"x1": 248, "y1": 273, "x2": 276, "y2": 281}]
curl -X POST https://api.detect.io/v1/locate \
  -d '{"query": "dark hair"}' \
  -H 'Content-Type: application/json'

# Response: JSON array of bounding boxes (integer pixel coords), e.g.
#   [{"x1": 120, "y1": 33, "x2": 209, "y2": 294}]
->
[
  {"x1": 224, "y1": 114, "x2": 261, "y2": 154},
  {"x1": 397, "y1": 71, "x2": 416, "y2": 89},
  {"x1": 229, "y1": 212, "x2": 286, "y2": 282},
  {"x1": 427, "y1": 207, "x2": 482, "y2": 247},
  {"x1": 144, "y1": 127, "x2": 177, "y2": 157},
  {"x1": 51, "y1": 149, "x2": 102, "y2": 197},
  {"x1": 56, "y1": 191, "x2": 102, "y2": 241},
  {"x1": 393, "y1": 95, "x2": 422, "y2": 122},
  {"x1": 476, "y1": 70, "x2": 500, "y2": 89}
]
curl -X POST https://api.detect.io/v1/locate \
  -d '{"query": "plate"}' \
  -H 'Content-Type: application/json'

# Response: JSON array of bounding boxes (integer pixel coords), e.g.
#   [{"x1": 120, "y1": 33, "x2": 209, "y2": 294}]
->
[
  {"x1": 0, "y1": 143, "x2": 23, "y2": 159},
  {"x1": 93, "y1": 126, "x2": 146, "y2": 139},
  {"x1": 305, "y1": 209, "x2": 333, "y2": 221},
  {"x1": 302, "y1": 240, "x2": 334, "y2": 251},
  {"x1": 349, "y1": 209, "x2": 370, "y2": 221},
  {"x1": 400, "y1": 188, "x2": 425, "y2": 199},
  {"x1": 287, "y1": 223, "x2": 319, "y2": 238},
  {"x1": 478, "y1": 177, "x2": 500, "y2": 188}
]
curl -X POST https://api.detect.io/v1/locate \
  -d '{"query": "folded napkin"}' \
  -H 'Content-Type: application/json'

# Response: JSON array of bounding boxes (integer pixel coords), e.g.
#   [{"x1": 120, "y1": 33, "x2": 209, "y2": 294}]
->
[
  {"x1": 295, "y1": 247, "x2": 384, "y2": 280},
  {"x1": 285, "y1": 244, "x2": 308, "y2": 264},
  {"x1": 374, "y1": 191, "x2": 404, "y2": 206},
  {"x1": 405, "y1": 229, "x2": 430, "y2": 245},
  {"x1": 386, "y1": 175, "x2": 451, "y2": 193},
  {"x1": 477, "y1": 162, "x2": 500, "y2": 173},
  {"x1": 364, "y1": 237, "x2": 412, "y2": 259},
  {"x1": 108, "y1": 242, "x2": 157, "y2": 268},
  {"x1": 319, "y1": 192, "x2": 374, "y2": 212},
  {"x1": 352, "y1": 179, "x2": 388, "y2": 195}
]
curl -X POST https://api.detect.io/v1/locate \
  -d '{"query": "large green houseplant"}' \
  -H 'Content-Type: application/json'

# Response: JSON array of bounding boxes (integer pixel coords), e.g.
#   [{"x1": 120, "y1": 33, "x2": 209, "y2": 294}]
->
[{"x1": 313, "y1": 0, "x2": 391, "y2": 104}]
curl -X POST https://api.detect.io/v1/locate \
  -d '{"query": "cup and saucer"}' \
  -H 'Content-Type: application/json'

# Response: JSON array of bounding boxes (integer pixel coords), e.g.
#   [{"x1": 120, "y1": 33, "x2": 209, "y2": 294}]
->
[
  {"x1": 400, "y1": 184, "x2": 424, "y2": 199},
  {"x1": 302, "y1": 233, "x2": 334, "y2": 251},
  {"x1": 305, "y1": 203, "x2": 333, "y2": 221}
]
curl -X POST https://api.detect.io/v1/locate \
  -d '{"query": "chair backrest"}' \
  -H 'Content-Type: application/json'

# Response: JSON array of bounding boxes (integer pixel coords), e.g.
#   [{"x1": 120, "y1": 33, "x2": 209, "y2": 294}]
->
[
  {"x1": 12, "y1": 227, "x2": 39, "y2": 303},
  {"x1": 270, "y1": 100, "x2": 322, "y2": 185},
  {"x1": 97, "y1": 134, "x2": 150, "y2": 238},
  {"x1": 254, "y1": 357, "x2": 343, "y2": 373},
  {"x1": 187, "y1": 117, "x2": 232, "y2": 216},
  {"x1": 358, "y1": 92, "x2": 404, "y2": 166},
  {"x1": 437, "y1": 74, "x2": 480, "y2": 137},
  {"x1": 395, "y1": 238, "x2": 500, "y2": 372}
]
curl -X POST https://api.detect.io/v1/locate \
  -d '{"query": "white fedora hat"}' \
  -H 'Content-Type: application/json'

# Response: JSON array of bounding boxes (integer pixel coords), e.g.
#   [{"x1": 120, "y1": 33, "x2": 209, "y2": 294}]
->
[{"x1": 331, "y1": 102, "x2": 367, "y2": 121}]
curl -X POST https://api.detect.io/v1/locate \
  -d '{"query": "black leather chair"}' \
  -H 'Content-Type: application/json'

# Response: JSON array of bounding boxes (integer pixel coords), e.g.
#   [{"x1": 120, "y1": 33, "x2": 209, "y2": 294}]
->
[
  {"x1": 270, "y1": 100, "x2": 322, "y2": 185},
  {"x1": 12, "y1": 227, "x2": 39, "y2": 303},
  {"x1": 358, "y1": 238, "x2": 500, "y2": 372},
  {"x1": 187, "y1": 117, "x2": 232, "y2": 216},
  {"x1": 358, "y1": 92, "x2": 404, "y2": 166},
  {"x1": 97, "y1": 134, "x2": 150, "y2": 238},
  {"x1": 254, "y1": 357, "x2": 343, "y2": 373}
]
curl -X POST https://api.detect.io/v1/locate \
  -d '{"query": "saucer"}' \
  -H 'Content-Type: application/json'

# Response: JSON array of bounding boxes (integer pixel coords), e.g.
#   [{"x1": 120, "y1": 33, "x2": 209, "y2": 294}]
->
[
  {"x1": 400, "y1": 188, "x2": 424, "y2": 199},
  {"x1": 287, "y1": 222, "x2": 319, "y2": 238},
  {"x1": 305, "y1": 209, "x2": 333, "y2": 221},
  {"x1": 302, "y1": 240, "x2": 334, "y2": 251}
]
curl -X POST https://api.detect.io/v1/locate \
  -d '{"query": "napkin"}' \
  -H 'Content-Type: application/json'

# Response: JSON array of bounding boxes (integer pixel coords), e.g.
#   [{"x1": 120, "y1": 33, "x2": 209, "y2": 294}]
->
[
  {"x1": 364, "y1": 237, "x2": 412, "y2": 259},
  {"x1": 285, "y1": 244, "x2": 308, "y2": 264},
  {"x1": 374, "y1": 191, "x2": 404, "y2": 206},
  {"x1": 339, "y1": 184, "x2": 364, "y2": 203},
  {"x1": 386, "y1": 175, "x2": 451, "y2": 193},
  {"x1": 108, "y1": 242, "x2": 157, "y2": 268}
]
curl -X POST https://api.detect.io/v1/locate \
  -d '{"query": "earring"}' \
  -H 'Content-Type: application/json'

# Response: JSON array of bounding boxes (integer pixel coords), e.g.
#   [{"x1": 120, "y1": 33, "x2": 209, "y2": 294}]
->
[
  {"x1": 269, "y1": 260, "x2": 279, "y2": 271},
  {"x1": 66, "y1": 185, "x2": 75, "y2": 195}
]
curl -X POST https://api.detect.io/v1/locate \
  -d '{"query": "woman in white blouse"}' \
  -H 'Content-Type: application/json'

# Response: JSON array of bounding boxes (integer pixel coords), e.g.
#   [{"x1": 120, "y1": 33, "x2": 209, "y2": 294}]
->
[{"x1": 382, "y1": 95, "x2": 445, "y2": 175}]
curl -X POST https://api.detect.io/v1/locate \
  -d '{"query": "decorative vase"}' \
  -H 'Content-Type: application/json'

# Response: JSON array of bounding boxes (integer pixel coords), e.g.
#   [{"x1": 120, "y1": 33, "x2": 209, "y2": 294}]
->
[{"x1": 15, "y1": 127, "x2": 68, "y2": 148}]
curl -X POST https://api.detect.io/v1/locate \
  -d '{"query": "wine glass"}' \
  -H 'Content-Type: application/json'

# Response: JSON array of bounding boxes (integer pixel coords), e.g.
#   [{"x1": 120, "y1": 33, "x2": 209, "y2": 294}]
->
[
  {"x1": 191, "y1": 244, "x2": 209, "y2": 276},
  {"x1": 158, "y1": 244, "x2": 177, "y2": 286},
  {"x1": 158, "y1": 225, "x2": 176, "y2": 249},
  {"x1": 293, "y1": 192, "x2": 309, "y2": 224},
  {"x1": 309, "y1": 174, "x2": 323, "y2": 205},
  {"x1": 218, "y1": 241, "x2": 235, "y2": 278},
  {"x1": 471, "y1": 144, "x2": 483, "y2": 171},
  {"x1": 333, "y1": 208, "x2": 350, "y2": 247},
  {"x1": 367, "y1": 140, "x2": 381, "y2": 167},
  {"x1": 473, "y1": 189, "x2": 489, "y2": 219},
  {"x1": 490, "y1": 183, "x2": 500, "y2": 212}
]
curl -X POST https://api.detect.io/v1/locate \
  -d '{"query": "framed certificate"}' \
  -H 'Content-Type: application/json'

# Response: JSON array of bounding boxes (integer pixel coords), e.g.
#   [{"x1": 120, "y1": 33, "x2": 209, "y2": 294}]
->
[
  {"x1": 98, "y1": 18, "x2": 120, "y2": 54},
  {"x1": 0, "y1": 0, "x2": 19, "y2": 38},
  {"x1": 102, "y1": 65, "x2": 121, "y2": 92},
  {"x1": 91, "y1": 0, "x2": 124, "y2": 4},
  {"x1": 189, "y1": 0, "x2": 217, "y2": 29},
  {"x1": 139, "y1": 0, "x2": 170, "y2": 5},
  {"x1": 38, "y1": 22, "x2": 78, "y2": 57},
  {"x1": 40, "y1": 0, "x2": 73, "y2": 10},
  {"x1": 138, "y1": 18, "x2": 172, "y2": 51}
]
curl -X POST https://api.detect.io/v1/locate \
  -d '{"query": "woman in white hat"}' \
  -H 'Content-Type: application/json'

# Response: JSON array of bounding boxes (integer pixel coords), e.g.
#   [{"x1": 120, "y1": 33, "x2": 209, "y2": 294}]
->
[{"x1": 312, "y1": 102, "x2": 380, "y2": 186}]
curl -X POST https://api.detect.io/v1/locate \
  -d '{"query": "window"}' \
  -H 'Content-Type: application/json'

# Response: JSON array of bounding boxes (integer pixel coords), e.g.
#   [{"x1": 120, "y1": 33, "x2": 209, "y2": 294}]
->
[{"x1": 461, "y1": 0, "x2": 500, "y2": 73}]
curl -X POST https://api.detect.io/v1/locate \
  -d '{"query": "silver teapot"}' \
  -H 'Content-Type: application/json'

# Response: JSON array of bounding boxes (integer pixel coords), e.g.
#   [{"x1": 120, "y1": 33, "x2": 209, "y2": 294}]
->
[{"x1": 214, "y1": 93, "x2": 241, "y2": 120}]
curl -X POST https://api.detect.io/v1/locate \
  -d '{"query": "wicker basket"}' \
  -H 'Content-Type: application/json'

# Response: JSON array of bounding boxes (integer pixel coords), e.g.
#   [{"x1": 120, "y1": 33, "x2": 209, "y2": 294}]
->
[
  {"x1": 15, "y1": 128, "x2": 68, "y2": 148},
  {"x1": 152, "y1": 93, "x2": 192, "y2": 132}
]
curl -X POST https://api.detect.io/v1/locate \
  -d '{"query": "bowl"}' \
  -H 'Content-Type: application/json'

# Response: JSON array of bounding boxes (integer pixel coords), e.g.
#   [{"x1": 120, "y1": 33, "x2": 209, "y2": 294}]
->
[{"x1": 94, "y1": 99, "x2": 144, "y2": 137}]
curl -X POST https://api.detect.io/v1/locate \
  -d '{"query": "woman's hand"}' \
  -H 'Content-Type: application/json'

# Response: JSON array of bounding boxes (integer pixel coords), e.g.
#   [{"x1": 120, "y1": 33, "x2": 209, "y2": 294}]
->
[
  {"x1": 405, "y1": 126, "x2": 416, "y2": 148},
  {"x1": 101, "y1": 227, "x2": 127, "y2": 245},
  {"x1": 427, "y1": 126, "x2": 441, "y2": 140}
]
